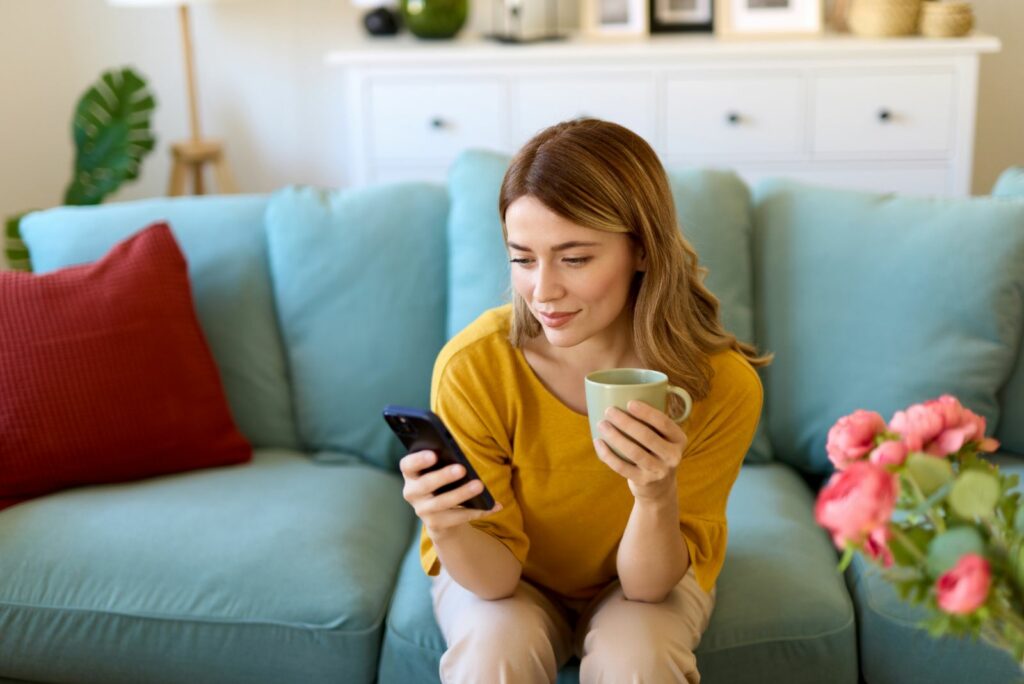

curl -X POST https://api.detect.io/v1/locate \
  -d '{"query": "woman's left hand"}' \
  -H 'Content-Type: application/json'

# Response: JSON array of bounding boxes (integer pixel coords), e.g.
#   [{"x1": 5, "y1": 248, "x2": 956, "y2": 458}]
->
[{"x1": 594, "y1": 400, "x2": 689, "y2": 501}]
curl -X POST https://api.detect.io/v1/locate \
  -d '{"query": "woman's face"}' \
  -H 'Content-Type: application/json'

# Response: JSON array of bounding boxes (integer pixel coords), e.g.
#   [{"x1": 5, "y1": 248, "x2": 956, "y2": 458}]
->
[{"x1": 505, "y1": 195, "x2": 645, "y2": 349}]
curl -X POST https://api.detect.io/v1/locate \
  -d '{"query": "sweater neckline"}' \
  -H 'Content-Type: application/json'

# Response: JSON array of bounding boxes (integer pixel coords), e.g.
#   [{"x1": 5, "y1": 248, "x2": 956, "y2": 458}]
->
[{"x1": 512, "y1": 344, "x2": 590, "y2": 420}]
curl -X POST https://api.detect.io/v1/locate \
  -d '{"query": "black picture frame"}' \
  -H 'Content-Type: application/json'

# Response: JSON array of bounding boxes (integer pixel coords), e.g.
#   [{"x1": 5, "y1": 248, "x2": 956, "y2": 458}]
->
[{"x1": 649, "y1": 0, "x2": 714, "y2": 33}]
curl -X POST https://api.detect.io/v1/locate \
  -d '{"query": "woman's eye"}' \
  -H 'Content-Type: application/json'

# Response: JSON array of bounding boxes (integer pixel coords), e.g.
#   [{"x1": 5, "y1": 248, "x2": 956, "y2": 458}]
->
[{"x1": 508, "y1": 257, "x2": 591, "y2": 266}]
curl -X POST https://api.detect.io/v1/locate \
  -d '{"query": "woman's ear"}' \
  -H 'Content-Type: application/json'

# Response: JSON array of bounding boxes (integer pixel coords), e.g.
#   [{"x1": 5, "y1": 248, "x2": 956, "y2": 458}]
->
[{"x1": 636, "y1": 246, "x2": 647, "y2": 273}]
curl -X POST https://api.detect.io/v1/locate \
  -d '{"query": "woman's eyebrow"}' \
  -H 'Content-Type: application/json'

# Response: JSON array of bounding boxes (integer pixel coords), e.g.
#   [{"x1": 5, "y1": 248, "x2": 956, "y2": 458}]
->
[{"x1": 506, "y1": 241, "x2": 601, "y2": 252}]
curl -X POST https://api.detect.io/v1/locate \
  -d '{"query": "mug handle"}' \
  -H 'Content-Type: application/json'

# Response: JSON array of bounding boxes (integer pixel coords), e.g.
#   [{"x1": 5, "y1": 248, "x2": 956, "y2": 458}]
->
[{"x1": 667, "y1": 385, "x2": 693, "y2": 423}]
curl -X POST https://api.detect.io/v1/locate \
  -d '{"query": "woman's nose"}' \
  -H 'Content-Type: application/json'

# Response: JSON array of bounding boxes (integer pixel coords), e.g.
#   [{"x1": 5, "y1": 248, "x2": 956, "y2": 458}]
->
[{"x1": 534, "y1": 263, "x2": 563, "y2": 301}]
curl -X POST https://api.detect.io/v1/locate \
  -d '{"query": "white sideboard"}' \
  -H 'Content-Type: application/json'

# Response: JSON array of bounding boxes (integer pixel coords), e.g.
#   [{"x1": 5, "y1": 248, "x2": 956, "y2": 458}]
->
[{"x1": 327, "y1": 32, "x2": 1000, "y2": 196}]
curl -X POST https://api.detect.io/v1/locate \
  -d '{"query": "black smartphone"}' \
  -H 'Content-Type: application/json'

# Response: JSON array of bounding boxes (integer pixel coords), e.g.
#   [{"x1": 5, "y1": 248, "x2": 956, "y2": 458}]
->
[{"x1": 382, "y1": 405, "x2": 496, "y2": 511}]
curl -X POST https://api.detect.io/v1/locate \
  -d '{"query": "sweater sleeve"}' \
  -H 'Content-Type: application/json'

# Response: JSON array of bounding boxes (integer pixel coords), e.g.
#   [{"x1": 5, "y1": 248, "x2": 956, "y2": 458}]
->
[
  {"x1": 676, "y1": 353, "x2": 763, "y2": 593},
  {"x1": 419, "y1": 352, "x2": 529, "y2": 577}
]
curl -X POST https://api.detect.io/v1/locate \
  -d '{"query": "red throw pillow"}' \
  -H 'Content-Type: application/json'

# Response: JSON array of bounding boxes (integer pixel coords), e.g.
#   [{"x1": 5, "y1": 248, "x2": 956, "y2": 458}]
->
[{"x1": 0, "y1": 223, "x2": 252, "y2": 511}]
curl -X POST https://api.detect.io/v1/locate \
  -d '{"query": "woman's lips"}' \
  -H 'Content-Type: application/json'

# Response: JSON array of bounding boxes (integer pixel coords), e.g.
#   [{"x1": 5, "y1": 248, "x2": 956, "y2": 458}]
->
[{"x1": 538, "y1": 311, "x2": 578, "y2": 328}]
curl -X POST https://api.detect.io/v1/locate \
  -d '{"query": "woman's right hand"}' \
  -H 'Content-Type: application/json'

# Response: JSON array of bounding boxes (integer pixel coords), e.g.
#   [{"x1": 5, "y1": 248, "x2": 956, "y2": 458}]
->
[{"x1": 399, "y1": 450, "x2": 502, "y2": 538}]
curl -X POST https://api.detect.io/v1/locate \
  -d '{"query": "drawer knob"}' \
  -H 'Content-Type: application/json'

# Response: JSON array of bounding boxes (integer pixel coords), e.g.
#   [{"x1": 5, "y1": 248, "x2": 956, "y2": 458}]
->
[
  {"x1": 726, "y1": 112, "x2": 742, "y2": 125},
  {"x1": 877, "y1": 109, "x2": 892, "y2": 123},
  {"x1": 429, "y1": 117, "x2": 446, "y2": 129}
]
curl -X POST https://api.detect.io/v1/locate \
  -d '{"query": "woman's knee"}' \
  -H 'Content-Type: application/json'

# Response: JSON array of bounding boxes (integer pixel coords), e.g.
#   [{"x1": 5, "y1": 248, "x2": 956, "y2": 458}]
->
[
  {"x1": 579, "y1": 625, "x2": 699, "y2": 684},
  {"x1": 439, "y1": 594, "x2": 567, "y2": 684}
]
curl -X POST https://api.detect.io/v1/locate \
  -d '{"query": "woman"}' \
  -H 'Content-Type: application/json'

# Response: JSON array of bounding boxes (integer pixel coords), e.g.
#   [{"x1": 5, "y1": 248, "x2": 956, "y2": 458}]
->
[{"x1": 399, "y1": 118, "x2": 771, "y2": 683}]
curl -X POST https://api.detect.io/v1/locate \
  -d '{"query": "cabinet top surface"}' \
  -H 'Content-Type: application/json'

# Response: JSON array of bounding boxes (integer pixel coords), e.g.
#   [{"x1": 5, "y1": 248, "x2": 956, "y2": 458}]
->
[{"x1": 326, "y1": 30, "x2": 1000, "y2": 66}]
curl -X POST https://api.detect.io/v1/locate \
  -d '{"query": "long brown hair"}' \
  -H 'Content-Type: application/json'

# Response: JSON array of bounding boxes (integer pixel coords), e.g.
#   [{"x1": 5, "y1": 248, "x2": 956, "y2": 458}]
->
[{"x1": 498, "y1": 118, "x2": 772, "y2": 402}]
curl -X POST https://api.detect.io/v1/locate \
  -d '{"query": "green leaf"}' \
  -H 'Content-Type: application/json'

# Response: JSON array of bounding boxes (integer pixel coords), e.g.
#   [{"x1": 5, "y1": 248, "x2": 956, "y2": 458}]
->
[
  {"x1": 1014, "y1": 502, "x2": 1024, "y2": 535},
  {"x1": 63, "y1": 66, "x2": 157, "y2": 206},
  {"x1": 905, "y1": 452, "x2": 954, "y2": 497},
  {"x1": 949, "y1": 470, "x2": 1000, "y2": 519},
  {"x1": 927, "y1": 527, "x2": 985, "y2": 577}
]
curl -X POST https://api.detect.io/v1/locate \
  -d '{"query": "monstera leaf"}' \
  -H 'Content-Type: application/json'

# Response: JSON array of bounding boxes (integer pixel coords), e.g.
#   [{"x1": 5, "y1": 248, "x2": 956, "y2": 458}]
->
[{"x1": 63, "y1": 67, "x2": 157, "y2": 206}]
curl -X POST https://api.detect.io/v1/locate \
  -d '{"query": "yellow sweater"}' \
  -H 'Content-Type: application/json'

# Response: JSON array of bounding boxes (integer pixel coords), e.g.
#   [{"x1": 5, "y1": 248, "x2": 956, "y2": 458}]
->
[{"x1": 419, "y1": 304, "x2": 763, "y2": 599}]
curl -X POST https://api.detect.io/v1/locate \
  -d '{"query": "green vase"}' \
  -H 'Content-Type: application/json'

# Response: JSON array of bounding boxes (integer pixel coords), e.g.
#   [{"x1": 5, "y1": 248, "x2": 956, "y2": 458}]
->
[{"x1": 400, "y1": 0, "x2": 467, "y2": 39}]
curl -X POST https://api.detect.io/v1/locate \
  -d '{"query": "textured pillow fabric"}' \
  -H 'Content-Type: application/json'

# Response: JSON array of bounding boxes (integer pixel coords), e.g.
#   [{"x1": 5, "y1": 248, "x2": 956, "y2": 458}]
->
[
  {"x1": 753, "y1": 179, "x2": 1024, "y2": 475},
  {"x1": 992, "y1": 167, "x2": 1024, "y2": 456},
  {"x1": 0, "y1": 223, "x2": 252, "y2": 511},
  {"x1": 20, "y1": 194, "x2": 299, "y2": 451},
  {"x1": 445, "y1": 149, "x2": 773, "y2": 462},
  {"x1": 266, "y1": 184, "x2": 450, "y2": 471}
]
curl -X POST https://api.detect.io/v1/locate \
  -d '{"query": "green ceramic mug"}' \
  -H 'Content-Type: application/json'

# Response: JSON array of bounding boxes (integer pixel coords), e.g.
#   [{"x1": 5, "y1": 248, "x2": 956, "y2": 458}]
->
[{"x1": 584, "y1": 368, "x2": 693, "y2": 464}]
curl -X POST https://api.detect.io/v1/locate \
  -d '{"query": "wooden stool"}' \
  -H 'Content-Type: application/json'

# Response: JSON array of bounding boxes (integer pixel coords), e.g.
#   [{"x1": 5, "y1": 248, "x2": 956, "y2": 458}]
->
[{"x1": 168, "y1": 139, "x2": 238, "y2": 196}]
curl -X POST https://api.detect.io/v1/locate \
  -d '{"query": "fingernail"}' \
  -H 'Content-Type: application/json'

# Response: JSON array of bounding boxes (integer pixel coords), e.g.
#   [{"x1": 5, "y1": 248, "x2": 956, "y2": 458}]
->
[{"x1": 450, "y1": 465, "x2": 462, "y2": 474}]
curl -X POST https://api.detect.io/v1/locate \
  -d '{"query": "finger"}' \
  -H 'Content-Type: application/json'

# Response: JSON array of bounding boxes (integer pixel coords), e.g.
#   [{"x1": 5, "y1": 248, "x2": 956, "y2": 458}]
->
[
  {"x1": 606, "y1": 405, "x2": 673, "y2": 455},
  {"x1": 594, "y1": 438, "x2": 642, "y2": 479},
  {"x1": 415, "y1": 463, "x2": 470, "y2": 497},
  {"x1": 400, "y1": 450, "x2": 436, "y2": 476},
  {"x1": 598, "y1": 419, "x2": 662, "y2": 471},
  {"x1": 420, "y1": 478, "x2": 487, "y2": 513},
  {"x1": 626, "y1": 400, "x2": 687, "y2": 444}
]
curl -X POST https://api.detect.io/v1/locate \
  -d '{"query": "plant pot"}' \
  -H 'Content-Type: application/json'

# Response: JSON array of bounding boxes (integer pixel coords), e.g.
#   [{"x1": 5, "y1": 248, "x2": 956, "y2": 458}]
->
[{"x1": 400, "y1": 0, "x2": 467, "y2": 39}]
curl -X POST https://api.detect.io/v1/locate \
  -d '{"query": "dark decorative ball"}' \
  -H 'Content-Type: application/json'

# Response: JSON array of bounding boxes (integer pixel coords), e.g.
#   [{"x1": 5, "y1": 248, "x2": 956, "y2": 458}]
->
[{"x1": 364, "y1": 7, "x2": 400, "y2": 36}]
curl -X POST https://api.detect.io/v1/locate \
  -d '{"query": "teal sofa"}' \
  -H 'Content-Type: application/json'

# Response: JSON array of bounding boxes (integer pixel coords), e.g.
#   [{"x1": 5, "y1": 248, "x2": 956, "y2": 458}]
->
[{"x1": 2, "y1": 155, "x2": 1024, "y2": 684}]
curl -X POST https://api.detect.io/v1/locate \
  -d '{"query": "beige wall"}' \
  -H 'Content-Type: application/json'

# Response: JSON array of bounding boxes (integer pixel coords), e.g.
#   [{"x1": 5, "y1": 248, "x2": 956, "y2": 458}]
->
[
  {"x1": 0, "y1": 0, "x2": 1020, "y2": 270},
  {"x1": 972, "y1": 0, "x2": 1024, "y2": 194}
]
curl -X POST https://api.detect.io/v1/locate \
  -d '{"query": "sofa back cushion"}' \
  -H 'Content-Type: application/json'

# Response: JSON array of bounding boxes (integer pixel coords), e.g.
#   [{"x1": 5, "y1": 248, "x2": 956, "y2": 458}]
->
[
  {"x1": 753, "y1": 179, "x2": 1024, "y2": 474},
  {"x1": 20, "y1": 195, "x2": 299, "y2": 451},
  {"x1": 445, "y1": 150, "x2": 773, "y2": 462},
  {"x1": 265, "y1": 184, "x2": 449, "y2": 470},
  {"x1": 992, "y1": 166, "x2": 1024, "y2": 455}
]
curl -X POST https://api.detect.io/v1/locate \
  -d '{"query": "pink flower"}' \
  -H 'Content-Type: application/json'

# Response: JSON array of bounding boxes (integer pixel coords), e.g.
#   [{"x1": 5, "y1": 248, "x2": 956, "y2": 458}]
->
[
  {"x1": 924, "y1": 396, "x2": 999, "y2": 455},
  {"x1": 869, "y1": 440, "x2": 909, "y2": 467},
  {"x1": 936, "y1": 554, "x2": 991, "y2": 615},
  {"x1": 815, "y1": 461, "x2": 899, "y2": 549},
  {"x1": 863, "y1": 526, "x2": 894, "y2": 567},
  {"x1": 889, "y1": 403, "x2": 945, "y2": 452},
  {"x1": 827, "y1": 410, "x2": 887, "y2": 470}
]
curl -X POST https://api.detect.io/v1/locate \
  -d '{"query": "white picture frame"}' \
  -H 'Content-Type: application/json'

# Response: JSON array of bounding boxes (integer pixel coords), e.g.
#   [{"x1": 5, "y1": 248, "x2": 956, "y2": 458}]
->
[
  {"x1": 581, "y1": 0, "x2": 649, "y2": 37},
  {"x1": 715, "y1": 0, "x2": 823, "y2": 38}
]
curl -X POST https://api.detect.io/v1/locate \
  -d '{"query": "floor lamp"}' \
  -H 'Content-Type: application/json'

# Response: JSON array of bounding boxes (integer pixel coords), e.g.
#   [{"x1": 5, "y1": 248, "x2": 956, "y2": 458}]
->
[{"x1": 109, "y1": 0, "x2": 238, "y2": 196}]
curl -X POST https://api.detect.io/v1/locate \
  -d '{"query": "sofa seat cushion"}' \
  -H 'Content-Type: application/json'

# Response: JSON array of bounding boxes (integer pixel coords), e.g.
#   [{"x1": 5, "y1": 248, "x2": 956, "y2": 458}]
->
[
  {"x1": 0, "y1": 449, "x2": 414, "y2": 684},
  {"x1": 843, "y1": 452, "x2": 1023, "y2": 684},
  {"x1": 378, "y1": 462, "x2": 857, "y2": 684},
  {"x1": 20, "y1": 195, "x2": 299, "y2": 451}
]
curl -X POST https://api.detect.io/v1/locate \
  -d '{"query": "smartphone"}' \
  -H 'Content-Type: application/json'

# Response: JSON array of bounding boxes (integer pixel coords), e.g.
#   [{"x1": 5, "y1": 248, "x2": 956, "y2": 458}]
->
[{"x1": 382, "y1": 405, "x2": 496, "y2": 511}]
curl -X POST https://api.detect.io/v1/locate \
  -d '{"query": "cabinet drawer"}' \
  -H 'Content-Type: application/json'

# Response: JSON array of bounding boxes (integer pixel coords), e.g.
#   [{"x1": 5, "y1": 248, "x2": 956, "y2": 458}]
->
[
  {"x1": 812, "y1": 72, "x2": 954, "y2": 156},
  {"x1": 368, "y1": 79, "x2": 506, "y2": 161},
  {"x1": 664, "y1": 74, "x2": 805, "y2": 159},
  {"x1": 512, "y1": 76, "x2": 656, "y2": 149}
]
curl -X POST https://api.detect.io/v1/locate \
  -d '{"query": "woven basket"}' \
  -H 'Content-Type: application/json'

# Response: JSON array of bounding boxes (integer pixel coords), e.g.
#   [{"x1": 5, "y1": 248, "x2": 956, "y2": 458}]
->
[
  {"x1": 848, "y1": 0, "x2": 923, "y2": 37},
  {"x1": 919, "y1": 2, "x2": 974, "y2": 37}
]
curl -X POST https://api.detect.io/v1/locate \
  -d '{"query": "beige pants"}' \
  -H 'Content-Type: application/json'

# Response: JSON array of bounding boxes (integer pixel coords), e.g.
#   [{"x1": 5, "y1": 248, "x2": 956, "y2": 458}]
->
[{"x1": 430, "y1": 566, "x2": 716, "y2": 684}]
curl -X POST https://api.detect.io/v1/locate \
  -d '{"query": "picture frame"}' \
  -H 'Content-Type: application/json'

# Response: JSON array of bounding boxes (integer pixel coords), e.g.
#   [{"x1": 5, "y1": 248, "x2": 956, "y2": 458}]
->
[
  {"x1": 580, "y1": 0, "x2": 649, "y2": 37},
  {"x1": 714, "y1": 0, "x2": 823, "y2": 38},
  {"x1": 650, "y1": 0, "x2": 713, "y2": 33}
]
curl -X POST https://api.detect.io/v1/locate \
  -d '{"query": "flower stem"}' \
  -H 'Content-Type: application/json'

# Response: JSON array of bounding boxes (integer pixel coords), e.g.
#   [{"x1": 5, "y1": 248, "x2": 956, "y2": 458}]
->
[
  {"x1": 889, "y1": 525, "x2": 927, "y2": 566},
  {"x1": 905, "y1": 472, "x2": 947, "y2": 534}
]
